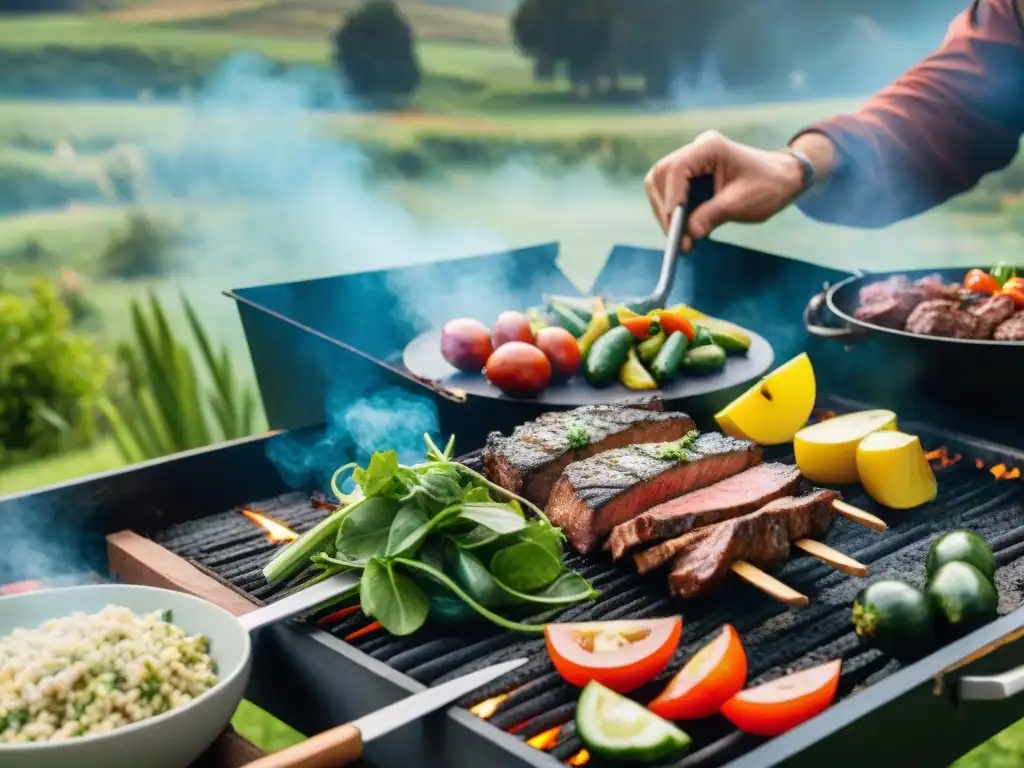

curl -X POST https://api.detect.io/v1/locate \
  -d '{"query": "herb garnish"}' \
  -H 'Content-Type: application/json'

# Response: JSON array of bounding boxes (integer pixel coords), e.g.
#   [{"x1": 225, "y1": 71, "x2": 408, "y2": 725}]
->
[
  {"x1": 565, "y1": 419, "x2": 590, "y2": 450},
  {"x1": 263, "y1": 433, "x2": 599, "y2": 636},
  {"x1": 655, "y1": 430, "x2": 701, "y2": 461}
]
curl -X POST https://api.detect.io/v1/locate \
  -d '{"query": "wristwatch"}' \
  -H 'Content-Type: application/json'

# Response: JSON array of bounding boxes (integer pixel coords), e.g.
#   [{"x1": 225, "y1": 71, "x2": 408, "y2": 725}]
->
[{"x1": 781, "y1": 147, "x2": 816, "y2": 197}]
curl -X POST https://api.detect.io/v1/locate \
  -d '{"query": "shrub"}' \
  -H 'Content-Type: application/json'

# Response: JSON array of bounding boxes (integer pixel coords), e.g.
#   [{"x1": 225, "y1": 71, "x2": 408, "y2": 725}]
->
[
  {"x1": 332, "y1": 1, "x2": 421, "y2": 100},
  {"x1": 0, "y1": 279, "x2": 109, "y2": 464},
  {"x1": 98, "y1": 213, "x2": 175, "y2": 280}
]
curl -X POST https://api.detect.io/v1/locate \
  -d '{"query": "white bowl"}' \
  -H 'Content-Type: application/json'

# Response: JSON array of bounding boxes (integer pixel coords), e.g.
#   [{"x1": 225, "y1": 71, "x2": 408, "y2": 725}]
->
[{"x1": 0, "y1": 584, "x2": 252, "y2": 768}]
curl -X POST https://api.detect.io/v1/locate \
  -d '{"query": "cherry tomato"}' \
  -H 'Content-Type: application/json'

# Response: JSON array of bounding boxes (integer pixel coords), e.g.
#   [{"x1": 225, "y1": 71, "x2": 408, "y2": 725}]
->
[
  {"x1": 1002, "y1": 278, "x2": 1024, "y2": 308},
  {"x1": 484, "y1": 342, "x2": 551, "y2": 397},
  {"x1": 545, "y1": 617, "x2": 682, "y2": 693},
  {"x1": 651, "y1": 310, "x2": 696, "y2": 341},
  {"x1": 535, "y1": 327, "x2": 581, "y2": 379},
  {"x1": 649, "y1": 624, "x2": 747, "y2": 721},
  {"x1": 440, "y1": 318, "x2": 494, "y2": 372},
  {"x1": 619, "y1": 316, "x2": 659, "y2": 340},
  {"x1": 963, "y1": 269, "x2": 1000, "y2": 295},
  {"x1": 720, "y1": 659, "x2": 841, "y2": 737},
  {"x1": 492, "y1": 311, "x2": 535, "y2": 348}
]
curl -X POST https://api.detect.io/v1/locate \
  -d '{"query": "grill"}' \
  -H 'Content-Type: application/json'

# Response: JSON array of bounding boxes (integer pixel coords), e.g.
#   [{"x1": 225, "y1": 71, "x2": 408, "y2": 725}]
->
[{"x1": 4, "y1": 239, "x2": 1024, "y2": 767}]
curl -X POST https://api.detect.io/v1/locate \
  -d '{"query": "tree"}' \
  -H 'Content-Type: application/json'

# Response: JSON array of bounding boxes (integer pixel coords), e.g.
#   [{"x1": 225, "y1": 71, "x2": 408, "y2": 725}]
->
[
  {"x1": 332, "y1": 1, "x2": 421, "y2": 100},
  {"x1": 512, "y1": 0, "x2": 614, "y2": 94}
]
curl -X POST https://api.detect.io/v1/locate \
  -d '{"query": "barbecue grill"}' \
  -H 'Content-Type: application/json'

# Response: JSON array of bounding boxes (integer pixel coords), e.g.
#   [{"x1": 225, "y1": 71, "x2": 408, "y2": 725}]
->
[{"x1": 3, "y1": 239, "x2": 1024, "y2": 768}]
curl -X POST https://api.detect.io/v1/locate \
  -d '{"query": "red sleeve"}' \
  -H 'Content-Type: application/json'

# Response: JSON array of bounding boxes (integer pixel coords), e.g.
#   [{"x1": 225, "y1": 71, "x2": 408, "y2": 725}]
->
[{"x1": 794, "y1": 0, "x2": 1024, "y2": 228}]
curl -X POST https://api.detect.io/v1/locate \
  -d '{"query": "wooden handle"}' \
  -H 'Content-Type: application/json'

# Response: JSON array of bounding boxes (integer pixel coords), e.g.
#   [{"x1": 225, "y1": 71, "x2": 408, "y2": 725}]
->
[
  {"x1": 794, "y1": 539, "x2": 868, "y2": 577},
  {"x1": 242, "y1": 724, "x2": 363, "y2": 768},
  {"x1": 730, "y1": 561, "x2": 808, "y2": 607},
  {"x1": 833, "y1": 500, "x2": 888, "y2": 532}
]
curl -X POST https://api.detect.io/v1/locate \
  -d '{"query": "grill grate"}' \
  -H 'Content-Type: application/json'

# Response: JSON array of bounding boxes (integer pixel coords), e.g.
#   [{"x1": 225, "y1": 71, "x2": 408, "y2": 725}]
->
[{"x1": 153, "y1": 424, "x2": 1024, "y2": 768}]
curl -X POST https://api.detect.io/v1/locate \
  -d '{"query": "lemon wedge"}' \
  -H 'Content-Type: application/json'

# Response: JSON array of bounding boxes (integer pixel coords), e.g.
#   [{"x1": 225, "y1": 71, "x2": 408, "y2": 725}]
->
[
  {"x1": 714, "y1": 353, "x2": 816, "y2": 446},
  {"x1": 856, "y1": 431, "x2": 938, "y2": 509},
  {"x1": 794, "y1": 410, "x2": 898, "y2": 485}
]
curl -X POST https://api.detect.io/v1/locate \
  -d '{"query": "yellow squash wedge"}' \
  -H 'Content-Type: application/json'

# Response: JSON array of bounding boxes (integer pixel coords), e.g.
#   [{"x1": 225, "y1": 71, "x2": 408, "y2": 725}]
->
[
  {"x1": 794, "y1": 410, "x2": 898, "y2": 485},
  {"x1": 856, "y1": 431, "x2": 938, "y2": 510},
  {"x1": 714, "y1": 353, "x2": 816, "y2": 446}
]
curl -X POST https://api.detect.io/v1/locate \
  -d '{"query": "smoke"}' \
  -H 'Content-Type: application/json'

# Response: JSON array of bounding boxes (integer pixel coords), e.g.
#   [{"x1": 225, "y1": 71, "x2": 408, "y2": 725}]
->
[{"x1": 0, "y1": 494, "x2": 99, "y2": 584}]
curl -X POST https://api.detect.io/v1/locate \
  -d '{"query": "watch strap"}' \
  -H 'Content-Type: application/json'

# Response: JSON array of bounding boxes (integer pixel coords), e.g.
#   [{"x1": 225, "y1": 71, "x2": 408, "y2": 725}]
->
[{"x1": 782, "y1": 147, "x2": 816, "y2": 196}]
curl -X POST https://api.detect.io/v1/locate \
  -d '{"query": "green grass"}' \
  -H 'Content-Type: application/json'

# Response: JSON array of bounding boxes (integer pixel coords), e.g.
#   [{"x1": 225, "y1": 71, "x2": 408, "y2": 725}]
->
[{"x1": 0, "y1": 438, "x2": 123, "y2": 495}]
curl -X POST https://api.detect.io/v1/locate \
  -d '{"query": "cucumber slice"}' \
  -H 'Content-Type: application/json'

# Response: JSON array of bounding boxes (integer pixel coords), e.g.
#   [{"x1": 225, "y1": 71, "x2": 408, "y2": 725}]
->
[{"x1": 576, "y1": 681, "x2": 691, "y2": 762}]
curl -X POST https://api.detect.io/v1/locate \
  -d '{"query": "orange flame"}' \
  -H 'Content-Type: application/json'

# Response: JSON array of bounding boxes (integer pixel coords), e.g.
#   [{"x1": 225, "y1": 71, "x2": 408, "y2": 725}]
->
[
  {"x1": 470, "y1": 693, "x2": 510, "y2": 719},
  {"x1": 925, "y1": 447, "x2": 962, "y2": 468},
  {"x1": 344, "y1": 621, "x2": 382, "y2": 641},
  {"x1": 241, "y1": 509, "x2": 299, "y2": 542},
  {"x1": 991, "y1": 464, "x2": 1022, "y2": 481},
  {"x1": 527, "y1": 726, "x2": 562, "y2": 751},
  {"x1": 976, "y1": 458, "x2": 985, "y2": 470},
  {"x1": 567, "y1": 749, "x2": 591, "y2": 766}
]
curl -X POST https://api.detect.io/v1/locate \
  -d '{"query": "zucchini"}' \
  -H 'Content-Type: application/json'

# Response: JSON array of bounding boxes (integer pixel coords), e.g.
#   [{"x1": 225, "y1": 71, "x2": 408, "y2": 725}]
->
[
  {"x1": 550, "y1": 302, "x2": 589, "y2": 338},
  {"x1": 576, "y1": 681, "x2": 691, "y2": 762},
  {"x1": 650, "y1": 331, "x2": 689, "y2": 384},
  {"x1": 926, "y1": 530, "x2": 996, "y2": 584},
  {"x1": 689, "y1": 325, "x2": 715, "y2": 348},
  {"x1": 638, "y1": 331, "x2": 666, "y2": 365},
  {"x1": 680, "y1": 343, "x2": 726, "y2": 375},
  {"x1": 926, "y1": 561, "x2": 999, "y2": 639},
  {"x1": 852, "y1": 580, "x2": 935, "y2": 661},
  {"x1": 584, "y1": 326, "x2": 635, "y2": 387}
]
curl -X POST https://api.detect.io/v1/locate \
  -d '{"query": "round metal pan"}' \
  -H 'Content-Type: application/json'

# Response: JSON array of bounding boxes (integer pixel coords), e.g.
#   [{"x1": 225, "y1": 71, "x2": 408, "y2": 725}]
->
[
  {"x1": 803, "y1": 266, "x2": 1023, "y2": 403},
  {"x1": 403, "y1": 327, "x2": 774, "y2": 413}
]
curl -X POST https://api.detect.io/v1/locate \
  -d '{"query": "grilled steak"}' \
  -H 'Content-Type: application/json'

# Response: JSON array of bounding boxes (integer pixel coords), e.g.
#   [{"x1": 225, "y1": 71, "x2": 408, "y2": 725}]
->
[
  {"x1": 855, "y1": 275, "x2": 960, "y2": 329},
  {"x1": 994, "y1": 312, "x2": 1024, "y2": 341},
  {"x1": 483, "y1": 404, "x2": 696, "y2": 506},
  {"x1": 608, "y1": 463, "x2": 802, "y2": 563},
  {"x1": 904, "y1": 299, "x2": 978, "y2": 338},
  {"x1": 546, "y1": 432, "x2": 761, "y2": 554},
  {"x1": 666, "y1": 489, "x2": 839, "y2": 598},
  {"x1": 969, "y1": 294, "x2": 1017, "y2": 338}
]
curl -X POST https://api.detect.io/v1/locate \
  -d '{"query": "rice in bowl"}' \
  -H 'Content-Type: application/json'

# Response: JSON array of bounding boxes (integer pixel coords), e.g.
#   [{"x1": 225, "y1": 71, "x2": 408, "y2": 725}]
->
[{"x1": 0, "y1": 605, "x2": 218, "y2": 743}]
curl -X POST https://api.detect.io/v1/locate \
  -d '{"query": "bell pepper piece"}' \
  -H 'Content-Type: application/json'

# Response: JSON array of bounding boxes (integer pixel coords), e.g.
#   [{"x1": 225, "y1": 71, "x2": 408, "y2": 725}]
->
[
  {"x1": 620, "y1": 316, "x2": 660, "y2": 340},
  {"x1": 991, "y1": 262, "x2": 1017, "y2": 288},
  {"x1": 638, "y1": 331, "x2": 667, "y2": 365},
  {"x1": 650, "y1": 310, "x2": 696, "y2": 341},
  {"x1": 619, "y1": 347, "x2": 658, "y2": 390},
  {"x1": 578, "y1": 313, "x2": 611, "y2": 356}
]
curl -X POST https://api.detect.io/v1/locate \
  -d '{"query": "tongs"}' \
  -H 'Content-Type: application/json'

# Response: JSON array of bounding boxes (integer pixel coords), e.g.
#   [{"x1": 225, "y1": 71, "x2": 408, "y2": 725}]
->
[{"x1": 544, "y1": 175, "x2": 715, "y2": 316}]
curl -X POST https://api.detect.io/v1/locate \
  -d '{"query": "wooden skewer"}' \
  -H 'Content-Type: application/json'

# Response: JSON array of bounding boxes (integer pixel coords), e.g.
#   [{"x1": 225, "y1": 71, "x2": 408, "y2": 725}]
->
[
  {"x1": 794, "y1": 538, "x2": 869, "y2": 577},
  {"x1": 833, "y1": 499, "x2": 888, "y2": 532},
  {"x1": 730, "y1": 561, "x2": 809, "y2": 607}
]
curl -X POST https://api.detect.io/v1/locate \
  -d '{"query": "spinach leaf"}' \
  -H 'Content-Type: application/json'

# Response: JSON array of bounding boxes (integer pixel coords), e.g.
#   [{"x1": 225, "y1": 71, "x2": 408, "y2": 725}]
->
[
  {"x1": 360, "y1": 558, "x2": 429, "y2": 636},
  {"x1": 335, "y1": 497, "x2": 399, "y2": 562},
  {"x1": 452, "y1": 549, "x2": 509, "y2": 608},
  {"x1": 404, "y1": 466, "x2": 464, "y2": 510},
  {"x1": 495, "y1": 571, "x2": 599, "y2": 605},
  {"x1": 518, "y1": 521, "x2": 565, "y2": 561},
  {"x1": 451, "y1": 525, "x2": 502, "y2": 551},
  {"x1": 353, "y1": 451, "x2": 400, "y2": 497},
  {"x1": 418, "y1": 537, "x2": 447, "y2": 574},
  {"x1": 386, "y1": 503, "x2": 432, "y2": 557},
  {"x1": 462, "y1": 485, "x2": 492, "y2": 503},
  {"x1": 489, "y1": 538, "x2": 561, "y2": 592},
  {"x1": 458, "y1": 503, "x2": 527, "y2": 534}
]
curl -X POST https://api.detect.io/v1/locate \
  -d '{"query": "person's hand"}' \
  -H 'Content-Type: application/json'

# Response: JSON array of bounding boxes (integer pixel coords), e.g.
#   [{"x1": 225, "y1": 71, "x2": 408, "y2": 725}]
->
[{"x1": 644, "y1": 130, "x2": 807, "y2": 252}]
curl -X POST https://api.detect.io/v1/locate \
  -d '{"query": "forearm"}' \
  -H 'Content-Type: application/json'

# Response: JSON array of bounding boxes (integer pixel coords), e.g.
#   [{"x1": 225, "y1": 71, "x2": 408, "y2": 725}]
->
[{"x1": 791, "y1": 0, "x2": 1024, "y2": 228}]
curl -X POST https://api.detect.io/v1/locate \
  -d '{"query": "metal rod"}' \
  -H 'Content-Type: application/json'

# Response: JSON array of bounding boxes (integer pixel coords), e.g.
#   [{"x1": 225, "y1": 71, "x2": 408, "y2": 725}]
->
[{"x1": 238, "y1": 572, "x2": 360, "y2": 633}]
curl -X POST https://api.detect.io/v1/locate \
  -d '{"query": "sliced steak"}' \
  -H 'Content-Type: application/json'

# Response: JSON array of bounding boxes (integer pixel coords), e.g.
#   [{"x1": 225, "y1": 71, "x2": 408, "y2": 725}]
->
[
  {"x1": 969, "y1": 294, "x2": 1017, "y2": 338},
  {"x1": 994, "y1": 311, "x2": 1024, "y2": 341},
  {"x1": 609, "y1": 463, "x2": 802, "y2": 563},
  {"x1": 483, "y1": 405, "x2": 695, "y2": 507},
  {"x1": 666, "y1": 489, "x2": 839, "y2": 598},
  {"x1": 545, "y1": 432, "x2": 761, "y2": 554},
  {"x1": 904, "y1": 299, "x2": 978, "y2": 338},
  {"x1": 855, "y1": 275, "x2": 960, "y2": 329}
]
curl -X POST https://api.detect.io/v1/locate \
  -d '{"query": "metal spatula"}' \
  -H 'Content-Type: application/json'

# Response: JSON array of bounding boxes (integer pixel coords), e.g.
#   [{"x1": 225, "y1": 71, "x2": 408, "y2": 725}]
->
[{"x1": 545, "y1": 174, "x2": 715, "y2": 315}]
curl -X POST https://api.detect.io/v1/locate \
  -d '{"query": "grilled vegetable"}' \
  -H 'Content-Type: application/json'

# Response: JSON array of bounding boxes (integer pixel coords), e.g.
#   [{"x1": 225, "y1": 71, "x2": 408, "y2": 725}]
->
[
  {"x1": 715, "y1": 353, "x2": 816, "y2": 446},
  {"x1": 638, "y1": 331, "x2": 667, "y2": 365},
  {"x1": 650, "y1": 331, "x2": 688, "y2": 384},
  {"x1": 991, "y1": 262, "x2": 1017, "y2": 287},
  {"x1": 576, "y1": 682, "x2": 692, "y2": 763},
  {"x1": 551, "y1": 302, "x2": 589, "y2": 337},
  {"x1": 649, "y1": 624, "x2": 747, "y2": 721},
  {"x1": 680, "y1": 343, "x2": 726, "y2": 374},
  {"x1": 584, "y1": 326, "x2": 635, "y2": 387},
  {"x1": 855, "y1": 431, "x2": 937, "y2": 509},
  {"x1": 852, "y1": 580, "x2": 935, "y2": 661},
  {"x1": 619, "y1": 347, "x2": 658, "y2": 390},
  {"x1": 720, "y1": 660, "x2": 841, "y2": 737},
  {"x1": 620, "y1": 316, "x2": 660, "y2": 340},
  {"x1": 536, "y1": 327, "x2": 581, "y2": 381},
  {"x1": 578, "y1": 312, "x2": 612, "y2": 357},
  {"x1": 650, "y1": 309, "x2": 696, "y2": 341},
  {"x1": 964, "y1": 269, "x2": 1000, "y2": 295},
  {"x1": 695, "y1": 317, "x2": 752, "y2": 352},
  {"x1": 689, "y1": 325, "x2": 715, "y2": 348},
  {"x1": 545, "y1": 617, "x2": 682, "y2": 692},
  {"x1": 927, "y1": 561, "x2": 999, "y2": 639},
  {"x1": 492, "y1": 311, "x2": 535, "y2": 348},
  {"x1": 485, "y1": 342, "x2": 551, "y2": 397},
  {"x1": 441, "y1": 318, "x2": 494, "y2": 373},
  {"x1": 794, "y1": 409, "x2": 897, "y2": 485},
  {"x1": 1002, "y1": 277, "x2": 1024, "y2": 308},
  {"x1": 926, "y1": 531, "x2": 996, "y2": 584}
]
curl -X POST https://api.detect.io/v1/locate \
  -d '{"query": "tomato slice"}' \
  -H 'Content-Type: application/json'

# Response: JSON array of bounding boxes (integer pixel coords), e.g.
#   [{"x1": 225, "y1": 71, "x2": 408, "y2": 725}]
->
[
  {"x1": 964, "y1": 269, "x2": 1000, "y2": 295},
  {"x1": 545, "y1": 617, "x2": 682, "y2": 693},
  {"x1": 648, "y1": 624, "x2": 747, "y2": 721},
  {"x1": 720, "y1": 659, "x2": 842, "y2": 737}
]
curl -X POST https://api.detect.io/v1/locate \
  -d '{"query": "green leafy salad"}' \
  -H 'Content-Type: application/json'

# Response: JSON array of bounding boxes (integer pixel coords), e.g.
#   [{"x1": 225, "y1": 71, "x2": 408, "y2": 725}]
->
[{"x1": 263, "y1": 435, "x2": 599, "y2": 636}]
